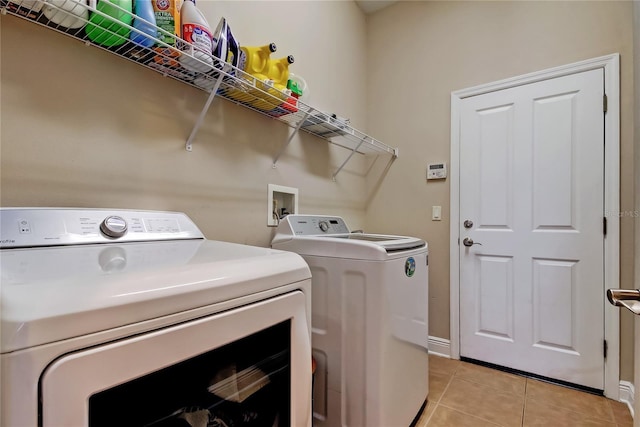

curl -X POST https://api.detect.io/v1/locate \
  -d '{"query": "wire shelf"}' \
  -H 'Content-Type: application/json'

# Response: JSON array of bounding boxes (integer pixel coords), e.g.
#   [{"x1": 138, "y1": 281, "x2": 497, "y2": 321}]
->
[{"x1": 2, "y1": 0, "x2": 398, "y2": 166}]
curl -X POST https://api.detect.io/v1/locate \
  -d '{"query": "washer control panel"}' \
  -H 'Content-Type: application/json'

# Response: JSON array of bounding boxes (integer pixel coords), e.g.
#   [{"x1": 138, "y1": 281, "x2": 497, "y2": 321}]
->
[
  {"x1": 284, "y1": 215, "x2": 351, "y2": 235},
  {"x1": 0, "y1": 208, "x2": 205, "y2": 248}
]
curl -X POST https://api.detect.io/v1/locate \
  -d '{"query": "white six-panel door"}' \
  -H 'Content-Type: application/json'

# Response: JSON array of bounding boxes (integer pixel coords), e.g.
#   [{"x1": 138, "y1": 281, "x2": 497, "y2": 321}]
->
[{"x1": 459, "y1": 69, "x2": 605, "y2": 389}]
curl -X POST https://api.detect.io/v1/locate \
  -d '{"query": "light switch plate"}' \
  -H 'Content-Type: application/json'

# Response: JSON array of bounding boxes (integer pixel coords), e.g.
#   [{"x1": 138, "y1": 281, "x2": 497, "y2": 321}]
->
[{"x1": 432, "y1": 206, "x2": 442, "y2": 221}]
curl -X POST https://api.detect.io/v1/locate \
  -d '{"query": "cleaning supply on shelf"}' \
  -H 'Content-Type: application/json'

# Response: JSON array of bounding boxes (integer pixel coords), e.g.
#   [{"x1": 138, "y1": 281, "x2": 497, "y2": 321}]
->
[
  {"x1": 288, "y1": 72, "x2": 309, "y2": 102},
  {"x1": 270, "y1": 77, "x2": 303, "y2": 117},
  {"x1": 287, "y1": 78, "x2": 304, "y2": 100},
  {"x1": 219, "y1": 38, "x2": 271, "y2": 107},
  {"x1": 256, "y1": 55, "x2": 294, "y2": 109},
  {"x1": 130, "y1": 0, "x2": 157, "y2": 47},
  {"x1": 5, "y1": 0, "x2": 44, "y2": 20},
  {"x1": 86, "y1": 0, "x2": 133, "y2": 47},
  {"x1": 151, "y1": 0, "x2": 182, "y2": 67},
  {"x1": 42, "y1": 0, "x2": 93, "y2": 30},
  {"x1": 267, "y1": 55, "x2": 294, "y2": 96},
  {"x1": 234, "y1": 43, "x2": 281, "y2": 111},
  {"x1": 241, "y1": 43, "x2": 276, "y2": 80},
  {"x1": 178, "y1": 0, "x2": 214, "y2": 73},
  {"x1": 269, "y1": 95, "x2": 298, "y2": 118}
]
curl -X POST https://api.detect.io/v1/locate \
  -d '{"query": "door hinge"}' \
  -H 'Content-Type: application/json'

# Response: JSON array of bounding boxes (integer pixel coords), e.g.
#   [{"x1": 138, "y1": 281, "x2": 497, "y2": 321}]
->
[
  {"x1": 426, "y1": 255, "x2": 429, "y2": 266},
  {"x1": 603, "y1": 217, "x2": 607, "y2": 236},
  {"x1": 604, "y1": 339, "x2": 608, "y2": 359},
  {"x1": 603, "y1": 94, "x2": 608, "y2": 113}
]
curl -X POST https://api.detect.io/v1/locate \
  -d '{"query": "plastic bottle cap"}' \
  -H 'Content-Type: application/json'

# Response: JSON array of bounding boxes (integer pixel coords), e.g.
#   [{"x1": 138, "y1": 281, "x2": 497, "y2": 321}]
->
[{"x1": 287, "y1": 80, "x2": 303, "y2": 96}]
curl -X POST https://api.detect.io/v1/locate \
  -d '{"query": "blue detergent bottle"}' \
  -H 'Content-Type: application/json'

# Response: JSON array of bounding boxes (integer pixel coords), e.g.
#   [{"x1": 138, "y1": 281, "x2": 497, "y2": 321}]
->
[{"x1": 130, "y1": 0, "x2": 158, "y2": 47}]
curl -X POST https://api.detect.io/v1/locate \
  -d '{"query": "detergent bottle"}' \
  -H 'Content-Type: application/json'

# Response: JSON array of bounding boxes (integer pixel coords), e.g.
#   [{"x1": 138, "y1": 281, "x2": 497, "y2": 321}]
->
[
  {"x1": 86, "y1": 0, "x2": 133, "y2": 47},
  {"x1": 130, "y1": 0, "x2": 158, "y2": 47},
  {"x1": 267, "y1": 55, "x2": 294, "y2": 95},
  {"x1": 222, "y1": 42, "x2": 274, "y2": 109},
  {"x1": 178, "y1": 0, "x2": 214, "y2": 73},
  {"x1": 43, "y1": 0, "x2": 94, "y2": 30},
  {"x1": 256, "y1": 54, "x2": 294, "y2": 114},
  {"x1": 241, "y1": 43, "x2": 276, "y2": 80},
  {"x1": 239, "y1": 43, "x2": 280, "y2": 110},
  {"x1": 151, "y1": 0, "x2": 183, "y2": 67}
]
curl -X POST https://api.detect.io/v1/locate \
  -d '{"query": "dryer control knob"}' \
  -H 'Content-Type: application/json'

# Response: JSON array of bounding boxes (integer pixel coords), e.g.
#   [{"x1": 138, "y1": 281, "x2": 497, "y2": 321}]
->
[
  {"x1": 319, "y1": 221, "x2": 329, "y2": 232},
  {"x1": 100, "y1": 215, "x2": 128, "y2": 238}
]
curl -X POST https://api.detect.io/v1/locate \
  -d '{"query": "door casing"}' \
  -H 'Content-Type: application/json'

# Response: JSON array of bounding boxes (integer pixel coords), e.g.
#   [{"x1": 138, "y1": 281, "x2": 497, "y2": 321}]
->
[{"x1": 449, "y1": 54, "x2": 620, "y2": 399}]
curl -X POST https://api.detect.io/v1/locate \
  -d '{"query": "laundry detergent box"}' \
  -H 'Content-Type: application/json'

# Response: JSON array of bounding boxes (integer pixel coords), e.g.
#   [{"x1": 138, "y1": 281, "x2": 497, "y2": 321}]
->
[
  {"x1": 151, "y1": 0, "x2": 183, "y2": 67},
  {"x1": 3, "y1": 0, "x2": 44, "y2": 20}
]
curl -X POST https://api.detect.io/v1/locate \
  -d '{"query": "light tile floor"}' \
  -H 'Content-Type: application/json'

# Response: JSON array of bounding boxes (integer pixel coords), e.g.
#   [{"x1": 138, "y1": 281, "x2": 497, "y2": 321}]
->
[{"x1": 415, "y1": 355, "x2": 634, "y2": 427}]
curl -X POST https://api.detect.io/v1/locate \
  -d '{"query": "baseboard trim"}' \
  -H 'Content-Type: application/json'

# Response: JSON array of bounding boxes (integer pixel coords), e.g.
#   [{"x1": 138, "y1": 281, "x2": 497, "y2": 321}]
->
[
  {"x1": 428, "y1": 336, "x2": 451, "y2": 358},
  {"x1": 619, "y1": 381, "x2": 635, "y2": 418}
]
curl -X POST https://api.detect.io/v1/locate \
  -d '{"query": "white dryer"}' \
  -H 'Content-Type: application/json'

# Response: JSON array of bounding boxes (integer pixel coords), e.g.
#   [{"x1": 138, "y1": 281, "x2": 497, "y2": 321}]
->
[
  {"x1": 1, "y1": 208, "x2": 312, "y2": 427},
  {"x1": 271, "y1": 215, "x2": 429, "y2": 427}
]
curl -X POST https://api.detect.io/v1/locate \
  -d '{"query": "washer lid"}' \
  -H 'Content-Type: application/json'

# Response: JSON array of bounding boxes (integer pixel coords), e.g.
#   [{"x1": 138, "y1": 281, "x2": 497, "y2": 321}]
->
[
  {"x1": 1, "y1": 239, "x2": 310, "y2": 353},
  {"x1": 271, "y1": 215, "x2": 426, "y2": 260},
  {"x1": 317, "y1": 233, "x2": 426, "y2": 252}
]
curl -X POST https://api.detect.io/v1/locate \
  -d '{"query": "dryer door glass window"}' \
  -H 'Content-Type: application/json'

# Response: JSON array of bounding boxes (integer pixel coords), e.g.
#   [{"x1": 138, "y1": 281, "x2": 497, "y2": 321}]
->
[{"x1": 88, "y1": 321, "x2": 291, "y2": 427}]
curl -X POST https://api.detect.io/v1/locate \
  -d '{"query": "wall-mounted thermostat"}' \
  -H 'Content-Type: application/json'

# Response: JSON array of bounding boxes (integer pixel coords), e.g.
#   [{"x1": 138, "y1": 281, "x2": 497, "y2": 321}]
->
[{"x1": 427, "y1": 163, "x2": 447, "y2": 180}]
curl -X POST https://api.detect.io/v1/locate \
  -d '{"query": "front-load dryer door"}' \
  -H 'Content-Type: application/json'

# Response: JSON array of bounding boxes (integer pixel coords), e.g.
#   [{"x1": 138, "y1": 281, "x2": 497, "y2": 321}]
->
[{"x1": 40, "y1": 291, "x2": 311, "y2": 427}]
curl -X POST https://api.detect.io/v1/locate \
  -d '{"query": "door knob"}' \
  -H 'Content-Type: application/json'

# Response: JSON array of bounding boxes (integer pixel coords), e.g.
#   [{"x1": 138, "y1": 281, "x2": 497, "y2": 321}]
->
[
  {"x1": 606, "y1": 289, "x2": 640, "y2": 315},
  {"x1": 462, "y1": 237, "x2": 482, "y2": 247},
  {"x1": 463, "y1": 220, "x2": 473, "y2": 228}
]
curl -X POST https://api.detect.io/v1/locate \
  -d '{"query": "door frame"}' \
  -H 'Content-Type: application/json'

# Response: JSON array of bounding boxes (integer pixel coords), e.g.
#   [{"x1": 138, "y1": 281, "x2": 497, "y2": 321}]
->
[{"x1": 449, "y1": 54, "x2": 620, "y2": 398}]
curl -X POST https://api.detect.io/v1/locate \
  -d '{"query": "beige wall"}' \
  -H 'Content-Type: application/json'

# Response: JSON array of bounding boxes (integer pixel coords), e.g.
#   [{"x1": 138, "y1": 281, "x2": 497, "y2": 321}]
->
[
  {"x1": 365, "y1": 1, "x2": 635, "y2": 380},
  {"x1": 1, "y1": 1, "x2": 372, "y2": 248}
]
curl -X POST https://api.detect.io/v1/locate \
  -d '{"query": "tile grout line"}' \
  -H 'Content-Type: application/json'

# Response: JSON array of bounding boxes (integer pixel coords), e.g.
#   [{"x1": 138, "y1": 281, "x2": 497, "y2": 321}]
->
[
  {"x1": 436, "y1": 402, "x2": 505, "y2": 427},
  {"x1": 527, "y1": 379, "x2": 622, "y2": 424},
  {"x1": 435, "y1": 363, "x2": 514, "y2": 427},
  {"x1": 521, "y1": 378, "x2": 529, "y2": 427},
  {"x1": 424, "y1": 365, "x2": 458, "y2": 426},
  {"x1": 436, "y1": 381, "x2": 524, "y2": 427},
  {"x1": 423, "y1": 375, "x2": 451, "y2": 425},
  {"x1": 428, "y1": 357, "x2": 629, "y2": 426},
  {"x1": 606, "y1": 397, "x2": 629, "y2": 426},
  {"x1": 434, "y1": 363, "x2": 527, "y2": 426}
]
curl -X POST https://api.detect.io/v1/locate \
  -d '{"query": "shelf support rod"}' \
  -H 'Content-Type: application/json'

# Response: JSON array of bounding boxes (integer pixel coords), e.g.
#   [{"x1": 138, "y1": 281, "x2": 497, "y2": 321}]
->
[
  {"x1": 185, "y1": 67, "x2": 228, "y2": 152},
  {"x1": 272, "y1": 109, "x2": 313, "y2": 167},
  {"x1": 332, "y1": 136, "x2": 367, "y2": 181}
]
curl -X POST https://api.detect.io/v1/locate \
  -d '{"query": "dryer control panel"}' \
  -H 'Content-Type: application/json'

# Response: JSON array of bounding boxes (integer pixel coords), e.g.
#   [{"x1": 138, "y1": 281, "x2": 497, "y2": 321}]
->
[
  {"x1": 0, "y1": 208, "x2": 205, "y2": 248},
  {"x1": 283, "y1": 215, "x2": 351, "y2": 235}
]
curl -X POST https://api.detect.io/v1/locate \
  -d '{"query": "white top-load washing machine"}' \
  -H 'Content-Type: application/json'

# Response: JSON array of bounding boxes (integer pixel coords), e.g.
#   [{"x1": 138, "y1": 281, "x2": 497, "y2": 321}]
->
[
  {"x1": 271, "y1": 215, "x2": 429, "y2": 427},
  {"x1": 0, "y1": 208, "x2": 312, "y2": 427}
]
